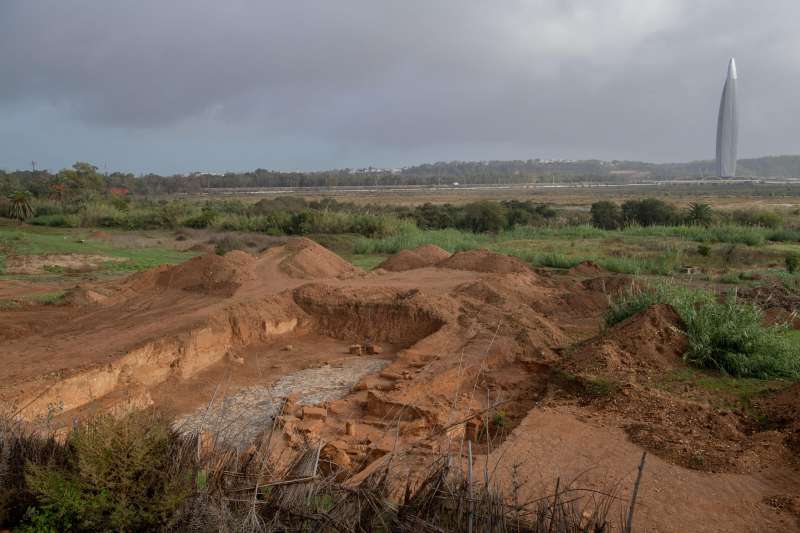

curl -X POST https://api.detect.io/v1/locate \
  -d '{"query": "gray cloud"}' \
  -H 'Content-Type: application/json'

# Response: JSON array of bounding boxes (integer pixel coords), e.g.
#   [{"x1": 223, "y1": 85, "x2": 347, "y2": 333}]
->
[{"x1": 1, "y1": 0, "x2": 799, "y2": 172}]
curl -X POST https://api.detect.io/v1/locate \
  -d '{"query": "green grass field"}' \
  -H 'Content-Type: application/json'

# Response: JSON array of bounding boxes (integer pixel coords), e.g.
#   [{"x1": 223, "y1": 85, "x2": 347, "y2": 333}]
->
[{"x1": 0, "y1": 224, "x2": 197, "y2": 277}]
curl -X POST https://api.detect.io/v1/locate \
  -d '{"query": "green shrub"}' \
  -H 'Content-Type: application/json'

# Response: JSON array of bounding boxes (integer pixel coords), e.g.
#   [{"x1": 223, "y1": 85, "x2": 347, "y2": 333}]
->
[
  {"x1": 21, "y1": 412, "x2": 192, "y2": 532},
  {"x1": 731, "y1": 209, "x2": 783, "y2": 229},
  {"x1": 621, "y1": 198, "x2": 680, "y2": 226},
  {"x1": 767, "y1": 228, "x2": 800, "y2": 242},
  {"x1": 685, "y1": 300, "x2": 798, "y2": 379},
  {"x1": 687, "y1": 202, "x2": 714, "y2": 226},
  {"x1": 354, "y1": 223, "x2": 487, "y2": 254},
  {"x1": 459, "y1": 201, "x2": 508, "y2": 233},
  {"x1": 786, "y1": 253, "x2": 799, "y2": 273},
  {"x1": 123, "y1": 209, "x2": 164, "y2": 230},
  {"x1": 718, "y1": 271, "x2": 741, "y2": 284},
  {"x1": 29, "y1": 214, "x2": 78, "y2": 228},
  {"x1": 590, "y1": 201, "x2": 624, "y2": 230},
  {"x1": 696, "y1": 244, "x2": 711, "y2": 256},
  {"x1": 78, "y1": 202, "x2": 126, "y2": 227}
]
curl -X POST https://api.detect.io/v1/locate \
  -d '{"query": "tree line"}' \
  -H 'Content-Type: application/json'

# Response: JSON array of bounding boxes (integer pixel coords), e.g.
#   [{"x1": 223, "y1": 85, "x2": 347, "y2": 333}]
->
[{"x1": 4, "y1": 156, "x2": 800, "y2": 199}]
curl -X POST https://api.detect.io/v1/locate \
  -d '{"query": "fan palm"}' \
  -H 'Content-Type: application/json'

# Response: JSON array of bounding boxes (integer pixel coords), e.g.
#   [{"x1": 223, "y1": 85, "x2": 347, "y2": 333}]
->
[{"x1": 8, "y1": 190, "x2": 35, "y2": 222}]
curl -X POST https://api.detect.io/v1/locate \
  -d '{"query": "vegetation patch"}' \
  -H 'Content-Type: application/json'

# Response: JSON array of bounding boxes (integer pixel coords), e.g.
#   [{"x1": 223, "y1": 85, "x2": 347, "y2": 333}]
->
[{"x1": 607, "y1": 282, "x2": 800, "y2": 379}]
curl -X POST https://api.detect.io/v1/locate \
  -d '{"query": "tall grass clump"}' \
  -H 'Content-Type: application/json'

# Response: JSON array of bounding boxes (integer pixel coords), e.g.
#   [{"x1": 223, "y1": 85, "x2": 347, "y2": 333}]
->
[
  {"x1": 354, "y1": 223, "x2": 488, "y2": 254},
  {"x1": 605, "y1": 281, "x2": 713, "y2": 326},
  {"x1": 607, "y1": 281, "x2": 800, "y2": 379},
  {"x1": 684, "y1": 301, "x2": 798, "y2": 379}
]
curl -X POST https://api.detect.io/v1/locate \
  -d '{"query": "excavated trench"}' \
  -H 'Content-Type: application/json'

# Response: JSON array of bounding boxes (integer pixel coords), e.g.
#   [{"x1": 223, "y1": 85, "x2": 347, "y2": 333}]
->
[{"x1": 16, "y1": 282, "x2": 450, "y2": 438}]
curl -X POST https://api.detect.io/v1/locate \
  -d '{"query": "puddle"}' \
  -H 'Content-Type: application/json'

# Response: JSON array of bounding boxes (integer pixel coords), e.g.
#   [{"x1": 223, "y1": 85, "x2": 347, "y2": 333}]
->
[{"x1": 174, "y1": 357, "x2": 389, "y2": 449}]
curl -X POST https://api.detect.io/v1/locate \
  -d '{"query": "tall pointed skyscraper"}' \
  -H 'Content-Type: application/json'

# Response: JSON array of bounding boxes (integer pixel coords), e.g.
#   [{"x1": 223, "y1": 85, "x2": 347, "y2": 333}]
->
[{"x1": 715, "y1": 58, "x2": 738, "y2": 177}]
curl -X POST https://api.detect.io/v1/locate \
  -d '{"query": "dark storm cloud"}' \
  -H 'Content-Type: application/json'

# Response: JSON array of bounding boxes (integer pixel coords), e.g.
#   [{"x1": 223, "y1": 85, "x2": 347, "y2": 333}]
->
[{"x1": 1, "y1": 0, "x2": 799, "y2": 172}]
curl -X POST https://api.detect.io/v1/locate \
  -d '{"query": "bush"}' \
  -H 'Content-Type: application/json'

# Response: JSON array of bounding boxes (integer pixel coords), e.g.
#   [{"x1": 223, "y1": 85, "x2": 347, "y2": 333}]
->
[
  {"x1": 731, "y1": 209, "x2": 783, "y2": 229},
  {"x1": 696, "y1": 244, "x2": 711, "y2": 257},
  {"x1": 354, "y1": 223, "x2": 487, "y2": 254},
  {"x1": 20, "y1": 412, "x2": 192, "y2": 532},
  {"x1": 767, "y1": 228, "x2": 800, "y2": 242},
  {"x1": 183, "y1": 207, "x2": 218, "y2": 229},
  {"x1": 29, "y1": 214, "x2": 78, "y2": 228},
  {"x1": 124, "y1": 209, "x2": 165, "y2": 230},
  {"x1": 458, "y1": 201, "x2": 508, "y2": 233},
  {"x1": 213, "y1": 235, "x2": 250, "y2": 255},
  {"x1": 590, "y1": 201, "x2": 623, "y2": 230},
  {"x1": 621, "y1": 198, "x2": 679, "y2": 226},
  {"x1": 78, "y1": 202, "x2": 126, "y2": 227},
  {"x1": 685, "y1": 300, "x2": 798, "y2": 379},
  {"x1": 786, "y1": 253, "x2": 799, "y2": 273},
  {"x1": 607, "y1": 282, "x2": 800, "y2": 378},
  {"x1": 687, "y1": 202, "x2": 714, "y2": 226}
]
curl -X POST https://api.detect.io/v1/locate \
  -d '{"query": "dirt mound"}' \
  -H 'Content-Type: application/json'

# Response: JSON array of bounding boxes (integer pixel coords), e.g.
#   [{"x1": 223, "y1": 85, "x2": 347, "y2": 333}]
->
[
  {"x1": 63, "y1": 285, "x2": 111, "y2": 306},
  {"x1": 378, "y1": 245, "x2": 451, "y2": 272},
  {"x1": 737, "y1": 284, "x2": 800, "y2": 312},
  {"x1": 757, "y1": 384, "x2": 800, "y2": 451},
  {"x1": 155, "y1": 251, "x2": 256, "y2": 296},
  {"x1": 437, "y1": 249, "x2": 532, "y2": 275},
  {"x1": 187, "y1": 243, "x2": 215, "y2": 253},
  {"x1": 568, "y1": 304, "x2": 687, "y2": 374},
  {"x1": 277, "y1": 238, "x2": 361, "y2": 279},
  {"x1": 581, "y1": 275, "x2": 637, "y2": 296},
  {"x1": 763, "y1": 307, "x2": 800, "y2": 329},
  {"x1": 568, "y1": 261, "x2": 605, "y2": 276}
]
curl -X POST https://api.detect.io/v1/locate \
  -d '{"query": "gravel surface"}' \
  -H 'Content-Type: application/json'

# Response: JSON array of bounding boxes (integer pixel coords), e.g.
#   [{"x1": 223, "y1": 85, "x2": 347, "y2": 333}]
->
[{"x1": 174, "y1": 357, "x2": 389, "y2": 449}]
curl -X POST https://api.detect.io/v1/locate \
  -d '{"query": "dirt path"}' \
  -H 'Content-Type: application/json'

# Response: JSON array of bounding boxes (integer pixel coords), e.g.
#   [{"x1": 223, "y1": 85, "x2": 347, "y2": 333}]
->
[{"x1": 487, "y1": 407, "x2": 800, "y2": 532}]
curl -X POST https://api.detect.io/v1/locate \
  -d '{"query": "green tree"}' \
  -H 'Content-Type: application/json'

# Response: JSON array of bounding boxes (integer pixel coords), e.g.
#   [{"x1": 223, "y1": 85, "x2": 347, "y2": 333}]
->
[
  {"x1": 56, "y1": 162, "x2": 107, "y2": 202},
  {"x1": 687, "y1": 202, "x2": 713, "y2": 226},
  {"x1": 590, "y1": 201, "x2": 623, "y2": 230},
  {"x1": 8, "y1": 190, "x2": 35, "y2": 222}
]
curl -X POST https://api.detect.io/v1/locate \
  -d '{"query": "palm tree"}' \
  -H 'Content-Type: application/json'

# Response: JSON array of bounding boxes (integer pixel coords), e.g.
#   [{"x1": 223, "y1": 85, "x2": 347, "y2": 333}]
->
[
  {"x1": 687, "y1": 202, "x2": 713, "y2": 226},
  {"x1": 8, "y1": 190, "x2": 35, "y2": 222}
]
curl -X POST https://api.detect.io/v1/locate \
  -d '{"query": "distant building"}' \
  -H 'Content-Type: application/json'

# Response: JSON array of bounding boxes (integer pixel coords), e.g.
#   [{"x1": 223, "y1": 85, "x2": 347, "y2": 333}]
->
[{"x1": 715, "y1": 58, "x2": 738, "y2": 178}]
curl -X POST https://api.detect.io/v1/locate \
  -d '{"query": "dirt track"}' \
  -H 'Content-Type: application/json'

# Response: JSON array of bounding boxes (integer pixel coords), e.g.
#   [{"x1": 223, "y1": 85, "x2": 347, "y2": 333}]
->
[{"x1": 1, "y1": 238, "x2": 798, "y2": 531}]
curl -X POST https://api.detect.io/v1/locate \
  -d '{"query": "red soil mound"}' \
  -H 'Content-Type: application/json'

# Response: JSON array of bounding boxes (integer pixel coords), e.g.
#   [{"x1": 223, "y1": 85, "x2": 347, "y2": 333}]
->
[
  {"x1": 437, "y1": 249, "x2": 532, "y2": 275},
  {"x1": 568, "y1": 304, "x2": 687, "y2": 374},
  {"x1": 757, "y1": 384, "x2": 800, "y2": 451},
  {"x1": 763, "y1": 307, "x2": 800, "y2": 329},
  {"x1": 581, "y1": 275, "x2": 638, "y2": 296},
  {"x1": 277, "y1": 238, "x2": 361, "y2": 279},
  {"x1": 155, "y1": 250, "x2": 256, "y2": 296},
  {"x1": 378, "y1": 244, "x2": 451, "y2": 272},
  {"x1": 568, "y1": 260, "x2": 605, "y2": 276}
]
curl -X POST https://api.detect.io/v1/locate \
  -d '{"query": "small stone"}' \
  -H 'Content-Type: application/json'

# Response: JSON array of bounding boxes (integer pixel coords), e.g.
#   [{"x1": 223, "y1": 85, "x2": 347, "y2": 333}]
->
[
  {"x1": 283, "y1": 344, "x2": 293, "y2": 351},
  {"x1": 349, "y1": 344, "x2": 363, "y2": 355},
  {"x1": 302, "y1": 406, "x2": 327, "y2": 420},
  {"x1": 345, "y1": 420, "x2": 357, "y2": 436}
]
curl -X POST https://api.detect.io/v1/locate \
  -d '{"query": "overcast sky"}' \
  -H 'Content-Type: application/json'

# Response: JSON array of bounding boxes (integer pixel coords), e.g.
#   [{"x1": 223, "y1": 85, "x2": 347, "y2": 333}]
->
[{"x1": 1, "y1": 1, "x2": 798, "y2": 174}]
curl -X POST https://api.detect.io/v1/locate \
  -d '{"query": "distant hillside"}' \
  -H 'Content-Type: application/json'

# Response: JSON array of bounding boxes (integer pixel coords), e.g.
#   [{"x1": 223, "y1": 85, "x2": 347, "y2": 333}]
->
[{"x1": 398, "y1": 155, "x2": 800, "y2": 181}]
